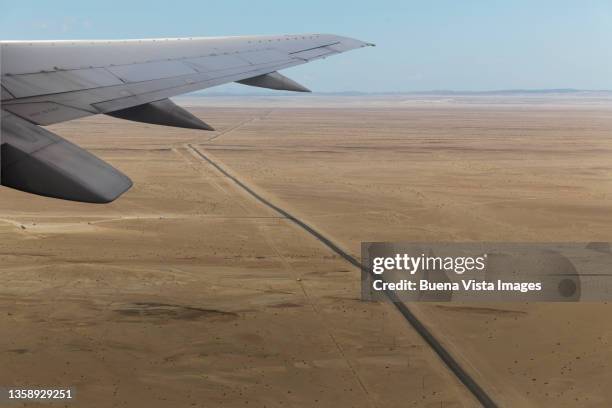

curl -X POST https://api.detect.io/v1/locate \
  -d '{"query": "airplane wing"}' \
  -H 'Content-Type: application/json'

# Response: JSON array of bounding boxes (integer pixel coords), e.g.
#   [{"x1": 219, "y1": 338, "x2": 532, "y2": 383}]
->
[{"x1": 0, "y1": 34, "x2": 372, "y2": 203}]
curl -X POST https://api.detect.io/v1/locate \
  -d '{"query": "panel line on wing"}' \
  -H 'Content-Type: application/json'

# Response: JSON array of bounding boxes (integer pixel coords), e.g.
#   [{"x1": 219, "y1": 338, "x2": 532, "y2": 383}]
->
[{"x1": 288, "y1": 41, "x2": 341, "y2": 54}]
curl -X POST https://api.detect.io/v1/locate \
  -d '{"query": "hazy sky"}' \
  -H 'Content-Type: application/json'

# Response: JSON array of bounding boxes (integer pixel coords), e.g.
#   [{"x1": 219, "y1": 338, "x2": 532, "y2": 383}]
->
[{"x1": 2, "y1": 1, "x2": 612, "y2": 92}]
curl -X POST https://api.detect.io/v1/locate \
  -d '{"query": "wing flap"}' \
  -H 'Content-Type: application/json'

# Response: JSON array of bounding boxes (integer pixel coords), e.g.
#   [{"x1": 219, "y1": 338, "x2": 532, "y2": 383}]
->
[
  {"x1": 92, "y1": 60, "x2": 302, "y2": 114},
  {"x1": 2, "y1": 68, "x2": 123, "y2": 98},
  {"x1": 2, "y1": 101, "x2": 93, "y2": 125},
  {"x1": 107, "y1": 61, "x2": 198, "y2": 83}
]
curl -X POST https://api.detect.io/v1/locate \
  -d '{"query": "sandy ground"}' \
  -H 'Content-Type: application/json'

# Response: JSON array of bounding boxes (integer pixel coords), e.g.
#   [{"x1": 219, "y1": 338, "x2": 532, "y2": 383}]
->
[
  {"x1": 1, "y1": 94, "x2": 611, "y2": 407},
  {"x1": 0, "y1": 101, "x2": 479, "y2": 407},
  {"x1": 181, "y1": 95, "x2": 612, "y2": 407}
]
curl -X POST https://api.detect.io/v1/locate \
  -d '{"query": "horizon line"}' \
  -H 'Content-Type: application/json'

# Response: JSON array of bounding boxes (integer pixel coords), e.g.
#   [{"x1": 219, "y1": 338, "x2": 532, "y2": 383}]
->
[{"x1": 182, "y1": 88, "x2": 612, "y2": 97}]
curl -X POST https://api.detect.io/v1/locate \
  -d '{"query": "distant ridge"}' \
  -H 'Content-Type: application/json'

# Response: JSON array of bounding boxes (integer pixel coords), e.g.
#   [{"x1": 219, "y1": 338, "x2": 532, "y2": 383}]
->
[
  {"x1": 185, "y1": 88, "x2": 612, "y2": 97},
  {"x1": 402, "y1": 88, "x2": 611, "y2": 95}
]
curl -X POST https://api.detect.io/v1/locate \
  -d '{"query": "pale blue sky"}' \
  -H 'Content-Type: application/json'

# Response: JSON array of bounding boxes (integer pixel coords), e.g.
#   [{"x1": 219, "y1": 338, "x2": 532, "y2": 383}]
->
[{"x1": 2, "y1": 1, "x2": 612, "y2": 92}]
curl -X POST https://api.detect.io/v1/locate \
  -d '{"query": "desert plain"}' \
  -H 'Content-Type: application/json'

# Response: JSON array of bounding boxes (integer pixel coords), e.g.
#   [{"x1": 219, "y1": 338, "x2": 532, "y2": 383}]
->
[{"x1": 1, "y1": 93, "x2": 612, "y2": 407}]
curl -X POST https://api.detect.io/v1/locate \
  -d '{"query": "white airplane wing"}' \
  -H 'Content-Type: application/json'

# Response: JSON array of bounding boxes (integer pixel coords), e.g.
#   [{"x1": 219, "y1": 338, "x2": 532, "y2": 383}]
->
[{"x1": 0, "y1": 34, "x2": 371, "y2": 203}]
